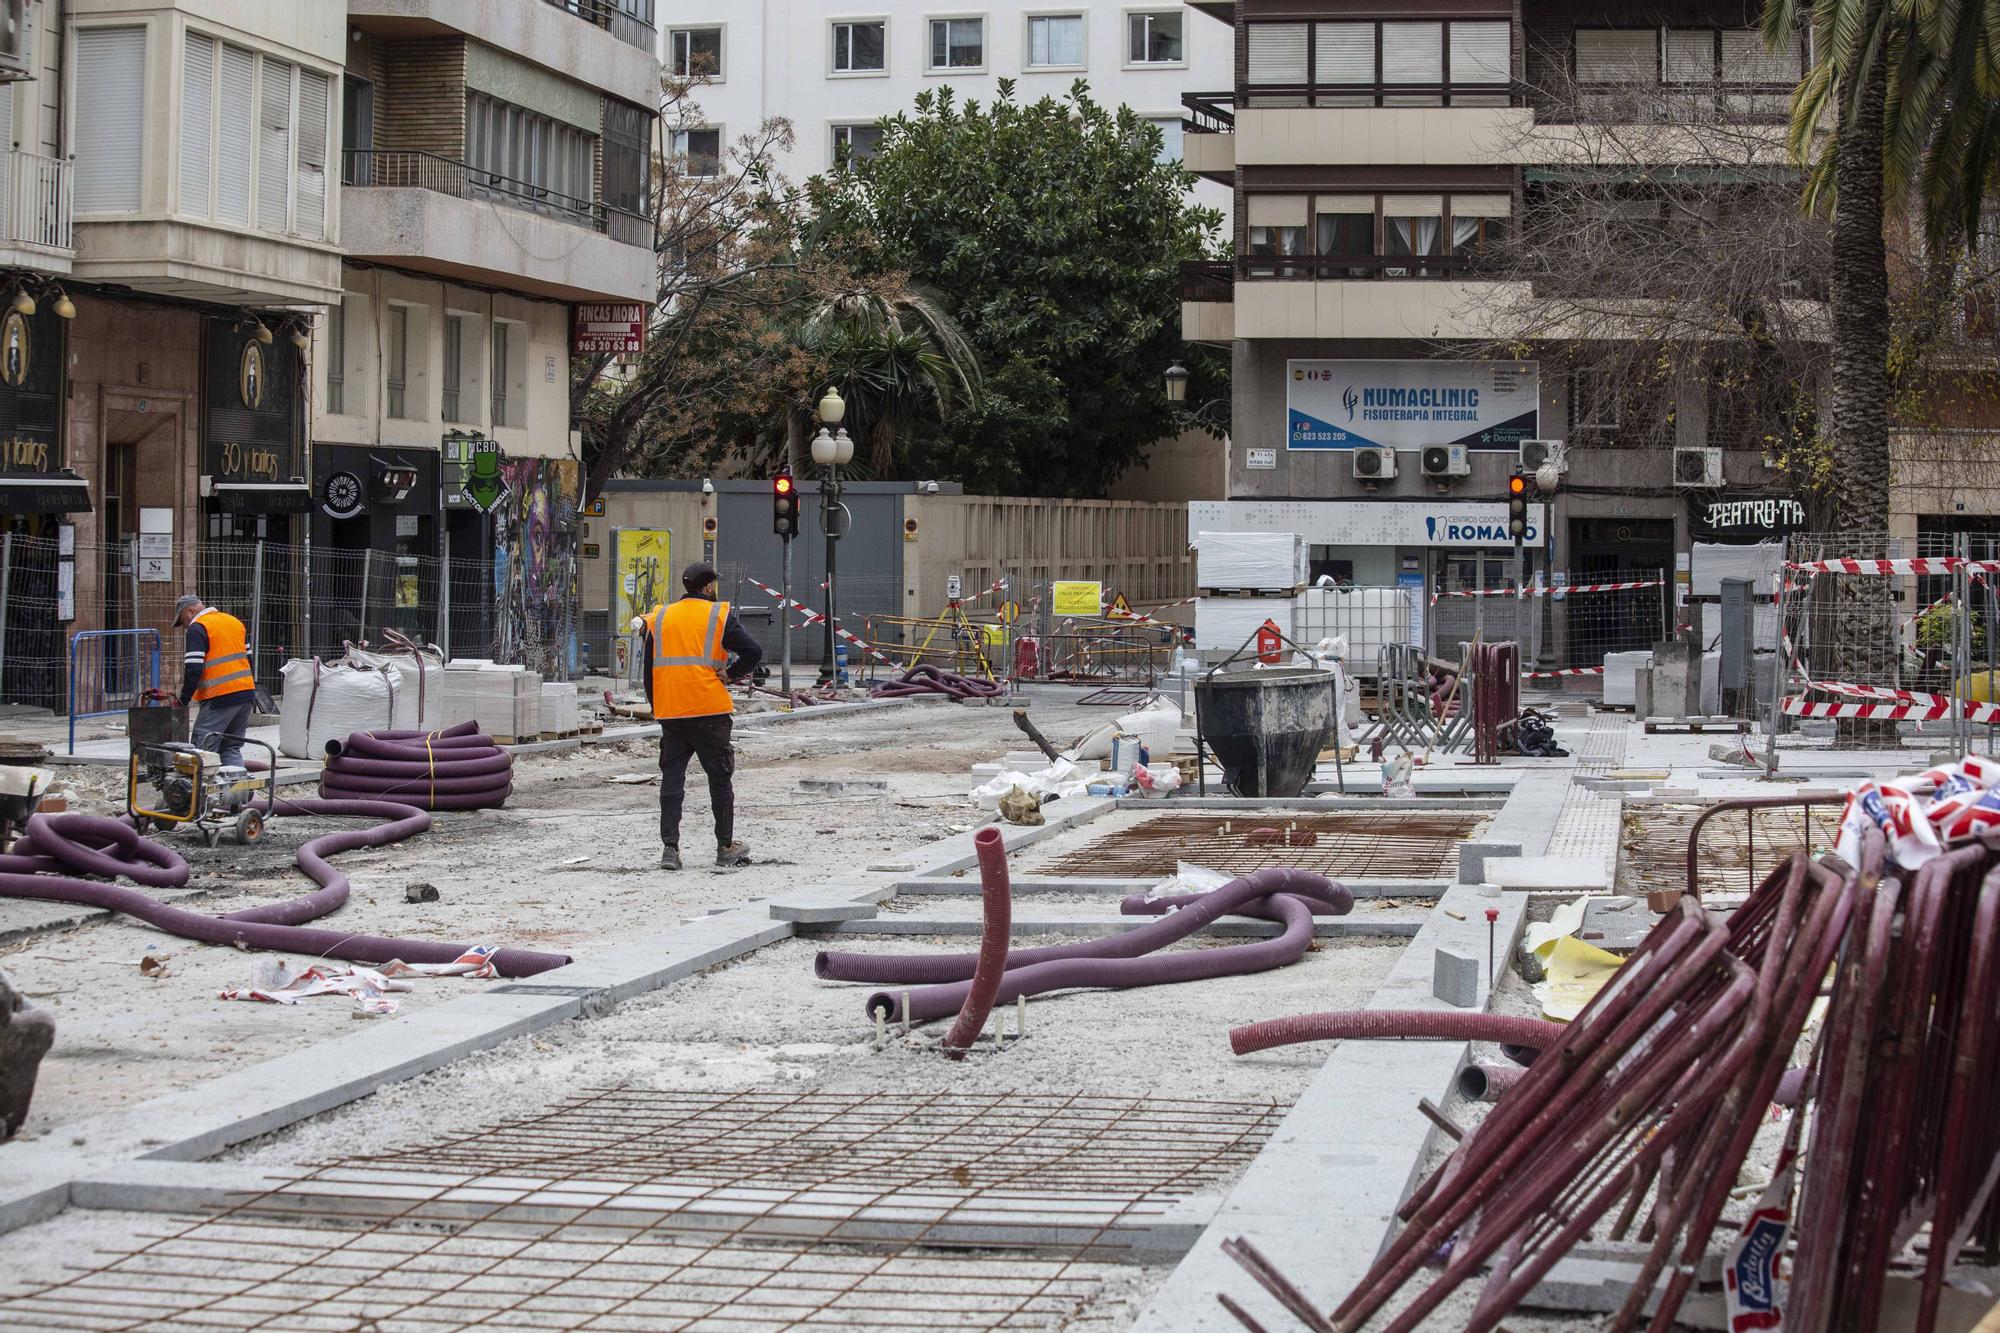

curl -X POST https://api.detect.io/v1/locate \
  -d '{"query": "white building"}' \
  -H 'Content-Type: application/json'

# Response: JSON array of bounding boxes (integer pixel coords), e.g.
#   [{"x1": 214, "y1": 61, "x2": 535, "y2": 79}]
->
[{"x1": 658, "y1": 2, "x2": 1231, "y2": 213}]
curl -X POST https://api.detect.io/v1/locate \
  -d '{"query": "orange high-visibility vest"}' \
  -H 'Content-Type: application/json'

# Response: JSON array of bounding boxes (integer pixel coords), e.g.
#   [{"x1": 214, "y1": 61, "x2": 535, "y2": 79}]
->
[
  {"x1": 191, "y1": 609, "x2": 256, "y2": 702},
  {"x1": 649, "y1": 597, "x2": 734, "y2": 719}
]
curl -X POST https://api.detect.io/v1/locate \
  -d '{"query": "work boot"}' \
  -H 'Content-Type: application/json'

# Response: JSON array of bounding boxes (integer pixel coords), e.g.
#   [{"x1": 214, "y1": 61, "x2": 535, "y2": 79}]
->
[
  {"x1": 659, "y1": 847, "x2": 682, "y2": 871},
  {"x1": 716, "y1": 841, "x2": 751, "y2": 868}
]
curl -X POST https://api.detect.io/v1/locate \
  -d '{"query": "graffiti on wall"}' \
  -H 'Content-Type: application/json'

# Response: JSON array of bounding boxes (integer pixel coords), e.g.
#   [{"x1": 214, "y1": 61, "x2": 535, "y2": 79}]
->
[{"x1": 492, "y1": 457, "x2": 580, "y2": 677}]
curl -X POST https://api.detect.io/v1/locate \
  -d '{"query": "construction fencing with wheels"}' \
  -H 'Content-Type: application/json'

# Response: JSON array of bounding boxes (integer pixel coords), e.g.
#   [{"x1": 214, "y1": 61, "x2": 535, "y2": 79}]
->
[{"x1": 1430, "y1": 572, "x2": 1670, "y2": 687}]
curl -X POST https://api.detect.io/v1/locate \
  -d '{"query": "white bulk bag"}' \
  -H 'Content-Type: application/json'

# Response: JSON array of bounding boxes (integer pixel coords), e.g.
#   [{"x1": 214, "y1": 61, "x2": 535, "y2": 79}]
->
[
  {"x1": 349, "y1": 647, "x2": 444, "y2": 732},
  {"x1": 278, "y1": 658, "x2": 399, "y2": 759}
]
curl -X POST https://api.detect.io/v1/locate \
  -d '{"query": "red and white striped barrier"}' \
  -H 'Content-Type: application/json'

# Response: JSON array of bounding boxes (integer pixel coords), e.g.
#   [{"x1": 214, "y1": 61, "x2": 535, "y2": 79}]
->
[
  {"x1": 743, "y1": 576, "x2": 900, "y2": 668},
  {"x1": 1782, "y1": 696, "x2": 2000, "y2": 723},
  {"x1": 1108, "y1": 595, "x2": 1197, "y2": 629},
  {"x1": 1786, "y1": 558, "x2": 1961, "y2": 576},
  {"x1": 1524, "y1": 666, "x2": 1604, "y2": 680}
]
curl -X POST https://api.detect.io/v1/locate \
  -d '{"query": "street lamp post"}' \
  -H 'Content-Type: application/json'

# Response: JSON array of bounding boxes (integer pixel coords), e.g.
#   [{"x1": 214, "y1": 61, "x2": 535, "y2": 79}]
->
[
  {"x1": 811, "y1": 388, "x2": 853, "y2": 683},
  {"x1": 1163, "y1": 362, "x2": 1230, "y2": 429}
]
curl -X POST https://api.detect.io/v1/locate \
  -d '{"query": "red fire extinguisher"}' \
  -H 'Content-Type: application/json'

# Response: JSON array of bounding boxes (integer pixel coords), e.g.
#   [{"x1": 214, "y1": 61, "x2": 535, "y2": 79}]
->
[{"x1": 1256, "y1": 619, "x2": 1284, "y2": 665}]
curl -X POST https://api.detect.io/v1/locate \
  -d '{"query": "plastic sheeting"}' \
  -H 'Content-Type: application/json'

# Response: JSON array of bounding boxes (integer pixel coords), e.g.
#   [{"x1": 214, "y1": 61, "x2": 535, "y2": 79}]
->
[{"x1": 1196, "y1": 531, "x2": 1308, "y2": 590}]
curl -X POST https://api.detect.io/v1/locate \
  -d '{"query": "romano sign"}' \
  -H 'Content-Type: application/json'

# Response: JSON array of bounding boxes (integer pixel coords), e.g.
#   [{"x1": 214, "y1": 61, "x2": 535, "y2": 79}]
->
[
  {"x1": 1287, "y1": 358, "x2": 1539, "y2": 452},
  {"x1": 1189, "y1": 499, "x2": 1547, "y2": 548},
  {"x1": 1687, "y1": 494, "x2": 1806, "y2": 543}
]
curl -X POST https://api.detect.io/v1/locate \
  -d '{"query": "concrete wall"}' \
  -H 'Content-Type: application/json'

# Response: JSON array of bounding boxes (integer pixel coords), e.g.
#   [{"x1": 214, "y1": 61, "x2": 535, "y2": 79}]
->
[
  {"x1": 313, "y1": 265, "x2": 577, "y2": 462},
  {"x1": 1106, "y1": 427, "x2": 1225, "y2": 503}
]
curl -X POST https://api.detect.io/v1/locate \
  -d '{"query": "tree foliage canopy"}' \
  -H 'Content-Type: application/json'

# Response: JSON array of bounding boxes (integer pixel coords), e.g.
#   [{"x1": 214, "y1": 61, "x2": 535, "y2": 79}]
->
[{"x1": 807, "y1": 81, "x2": 1225, "y2": 496}]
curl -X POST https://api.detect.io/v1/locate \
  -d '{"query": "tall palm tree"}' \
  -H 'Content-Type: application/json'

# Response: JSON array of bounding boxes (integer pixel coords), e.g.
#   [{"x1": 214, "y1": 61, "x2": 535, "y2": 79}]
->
[
  {"x1": 794, "y1": 284, "x2": 982, "y2": 474},
  {"x1": 1763, "y1": 0, "x2": 1998, "y2": 739}
]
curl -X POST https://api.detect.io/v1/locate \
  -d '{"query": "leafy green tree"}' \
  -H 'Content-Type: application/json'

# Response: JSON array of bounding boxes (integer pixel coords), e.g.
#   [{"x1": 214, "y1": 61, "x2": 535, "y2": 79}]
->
[
  {"x1": 808, "y1": 81, "x2": 1225, "y2": 496},
  {"x1": 795, "y1": 285, "x2": 982, "y2": 475}
]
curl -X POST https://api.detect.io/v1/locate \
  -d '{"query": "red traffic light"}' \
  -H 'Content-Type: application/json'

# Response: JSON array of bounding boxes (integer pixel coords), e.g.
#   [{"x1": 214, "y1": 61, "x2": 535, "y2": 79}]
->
[
  {"x1": 1508, "y1": 473, "x2": 1528, "y2": 496},
  {"x1": 774, "y1": 474, "x2": 794, "y2": 496}
]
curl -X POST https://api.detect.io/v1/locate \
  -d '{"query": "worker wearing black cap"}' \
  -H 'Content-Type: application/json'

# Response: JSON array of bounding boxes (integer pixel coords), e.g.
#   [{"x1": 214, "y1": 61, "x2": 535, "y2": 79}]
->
[{"x1": 641, "y1": 561, "x2": 764, "y2": 869}]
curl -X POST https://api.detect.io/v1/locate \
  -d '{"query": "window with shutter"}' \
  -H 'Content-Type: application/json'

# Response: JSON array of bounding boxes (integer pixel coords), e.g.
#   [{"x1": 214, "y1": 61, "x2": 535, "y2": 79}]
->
[
  {"x1": 75, "y1": 27, "x2": 146, "y2": 214},
  {"x1": 217, "y1": 43, "x2": 254, "y2": 226},
  {"x1": 1315, "y1": 25, "x2": 1373, "y2": 85},
  {"x1": 1450, "y1": 22, "x2": 1510, "y2": 84},
  {"x1": 1721, "y1": 29, "x2": 1799, "y2": 81},
  {"x1": 1382, "y1": 23, "x2": 1443, "y2": 85},
  {"x1": 180, "y1": 34, "x2": 214, "y2": 220},
  {"x1": 1663, "y1": 30, "x2": 1714, "y2": 83},
  {"x1": 1247, "y1": 24, "x2": 1307, "y2": 84},
  {"x1": 258, "y1": 59, "x2": 293, "y2": 232},
  {"x1": 1575, "y1": 30, "x2": 1657, "y2": 82},
  {"x1": 295, "y1": 69, "x2": 328, "y2": 240}
]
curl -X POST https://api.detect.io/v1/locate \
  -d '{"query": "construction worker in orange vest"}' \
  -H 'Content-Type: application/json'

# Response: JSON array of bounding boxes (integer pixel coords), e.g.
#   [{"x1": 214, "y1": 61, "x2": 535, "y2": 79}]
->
[
  {"x1": 642, "y1": 562, "x2": 763, "y2": 870},
  {"x1": 173, "y1": 593, "x2": 257, "y2": 769}
]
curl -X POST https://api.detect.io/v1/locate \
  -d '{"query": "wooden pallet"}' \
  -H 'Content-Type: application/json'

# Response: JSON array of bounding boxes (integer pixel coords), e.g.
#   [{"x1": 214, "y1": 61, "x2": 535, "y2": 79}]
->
[
  {"x1": 1198, "y1": 586, "x2": 1306, "y2": 599},
  {"x1": 1643, "y1": 716, "x2": 1752, "y2": 734},
  {"x1": 1596, "y1": 703, "x2": 1636, "y2": 714}
]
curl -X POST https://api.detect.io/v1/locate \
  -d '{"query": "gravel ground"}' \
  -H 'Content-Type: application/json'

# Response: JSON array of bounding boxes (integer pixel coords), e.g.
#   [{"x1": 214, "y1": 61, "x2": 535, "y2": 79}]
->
[{"x1": 0, "y1": 693, "x2": 1119, "y2": 1138}]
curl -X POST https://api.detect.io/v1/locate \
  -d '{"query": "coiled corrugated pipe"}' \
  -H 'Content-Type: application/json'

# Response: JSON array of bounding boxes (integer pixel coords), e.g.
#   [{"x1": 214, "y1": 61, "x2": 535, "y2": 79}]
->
[
  {"x1": 818, "y1": 867, "x2": 1342, "y2": 986},
  {"x1": 319, "y1": 721, "x2": 513, "y2": 810},
  {"x1": 0, "y1": 807, "x2": 568, "y2": 976},
  {"x1": 941, "y1": 826, "x2": 1011, "y2": 1057},
  {"x1": 870, "y1": 665, "x2": 1006, "y2": 700},
  {"x1": 871, "y1": 892, "x2": 1319, "y2": 1025},
  {"x1": 1229, "y1": 1009, "x2": 1566, "y2": 1057}
]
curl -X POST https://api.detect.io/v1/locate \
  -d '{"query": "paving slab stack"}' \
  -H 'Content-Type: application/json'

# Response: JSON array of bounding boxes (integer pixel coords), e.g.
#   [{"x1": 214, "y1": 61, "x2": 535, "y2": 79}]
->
[
  {"x1": 441, "y1": 661, "x2": 543, "y2": 743},
  {"x1": 1194, "y1": 531, "x2": 1307, "y2": 658}
]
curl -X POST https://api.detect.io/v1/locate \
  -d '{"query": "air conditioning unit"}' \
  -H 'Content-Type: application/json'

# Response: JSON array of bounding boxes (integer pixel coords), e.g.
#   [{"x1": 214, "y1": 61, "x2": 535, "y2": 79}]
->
[
  {"x1": 1352, "y1": 447, "x2": 1397, "y2": 482},
  {"x1": 1421, "y1": 445, "x2": 1470, "y2": 478},
  {"x1": 1673, "y1": 446, "x2": 1724, "y2": 488},
  {"x1": 0, "y1": 0, "x2": 33, "y2": 82},
  {"x1": 1519, "y1": 439, "x2": 1566, "y2": 473}
]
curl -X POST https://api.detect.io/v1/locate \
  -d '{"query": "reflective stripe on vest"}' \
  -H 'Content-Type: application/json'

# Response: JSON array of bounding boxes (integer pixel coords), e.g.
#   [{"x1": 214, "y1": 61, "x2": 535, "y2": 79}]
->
[
  {"x1": 192, "y1": 609, "x2": 257, "y2": 702},
  {"x1": 649, "y1": 598, "x2": 734, "y2": 719}
]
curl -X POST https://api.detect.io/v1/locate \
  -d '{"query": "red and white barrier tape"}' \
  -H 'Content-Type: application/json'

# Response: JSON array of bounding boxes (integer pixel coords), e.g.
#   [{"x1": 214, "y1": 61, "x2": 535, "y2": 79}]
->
[
  {"x1": 1787, "y1": 558, "x2": 1961, "y2": 576},
  {"x1": 1428, "y1": 579, "x2": 1663, "y2": 607},
  {"x1": 743, "y1": 577, "x2": 899, "y2": 667},
  {"x1": 1108, "y1": 595, "x2": 1197, "y2": 629},
  {"x1": 1524, "y1": 666, "x2": 1605, "y2": 679}
]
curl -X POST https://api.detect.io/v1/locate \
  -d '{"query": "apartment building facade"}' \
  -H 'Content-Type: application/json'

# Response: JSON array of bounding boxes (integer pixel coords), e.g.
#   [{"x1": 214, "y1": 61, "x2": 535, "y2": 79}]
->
[
  {"x1": 319, "y1": 0, "x2": 660, "y2": 668},
  {"x1": 0, "y1": 0, "x2": 660, "y2": 710},
  {"x1": 658, "y1": 1, "x2": 1232, "y2": 213},
  {"x1": 1180, "y1": 0, "x2": 1813, "y2": 654}
]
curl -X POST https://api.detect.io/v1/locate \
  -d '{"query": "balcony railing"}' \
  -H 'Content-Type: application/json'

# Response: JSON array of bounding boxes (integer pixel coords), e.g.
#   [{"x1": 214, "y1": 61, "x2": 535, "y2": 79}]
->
[
  {"x1": 1185, "y1": 254, "x2": 1493, "y2": 289},
  {"x1": 1236, "y1": 84, "x2": 1521, "y2": 110},
  {"x1": 344, "y1": 149, "x2": 612, "y2": 232},
  {"x1": 1181, "y1": 259, "x2": 1233, "y2": 302},
  {"x1": 541, "y1": 0, "x2": 656, "y2": 52},
  {"x1": 1183, "y1": 91, "x2": 1235, "y2": 135},
  {"x1": 0, "y1": 152, "x2": 72, "y2": 252}
]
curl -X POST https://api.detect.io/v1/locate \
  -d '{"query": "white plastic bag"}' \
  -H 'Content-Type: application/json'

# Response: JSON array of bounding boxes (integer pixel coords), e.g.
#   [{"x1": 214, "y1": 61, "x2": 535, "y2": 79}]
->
[
  {"x1": 1146, "y1": 861, "x2": 1229, "y2": 902},
  {"x1": 970, "y1": 758, "x2": 1093, "y2": 810}
]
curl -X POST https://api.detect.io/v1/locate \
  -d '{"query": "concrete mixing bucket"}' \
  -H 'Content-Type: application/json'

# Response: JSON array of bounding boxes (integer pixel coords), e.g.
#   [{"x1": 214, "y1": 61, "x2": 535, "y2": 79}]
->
[{"x1": 1195, "y1": 668, "x2": 1337, "y2": 798}]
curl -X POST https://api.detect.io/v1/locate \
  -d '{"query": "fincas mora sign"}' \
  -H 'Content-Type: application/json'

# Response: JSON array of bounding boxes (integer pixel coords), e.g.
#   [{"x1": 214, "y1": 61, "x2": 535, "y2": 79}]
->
[{"x1": 572, "y1": 304, "x2": 647, "y2": 356}]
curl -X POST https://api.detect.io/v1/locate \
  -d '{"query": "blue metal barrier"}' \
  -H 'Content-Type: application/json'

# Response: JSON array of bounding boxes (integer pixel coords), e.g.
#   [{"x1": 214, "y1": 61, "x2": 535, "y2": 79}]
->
[{"x1": 68, "y1": 629, "x2": 161, "y2": 754}]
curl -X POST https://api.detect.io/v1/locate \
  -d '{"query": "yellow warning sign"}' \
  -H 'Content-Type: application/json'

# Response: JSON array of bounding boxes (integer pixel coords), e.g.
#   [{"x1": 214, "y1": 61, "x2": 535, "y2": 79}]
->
[
  {"x1": 1110, "y1": 592, "x2": 1132, "y2": 615},
  {"x1": 1052, "y1": 581, "x2": 1103, "y2": 617}
]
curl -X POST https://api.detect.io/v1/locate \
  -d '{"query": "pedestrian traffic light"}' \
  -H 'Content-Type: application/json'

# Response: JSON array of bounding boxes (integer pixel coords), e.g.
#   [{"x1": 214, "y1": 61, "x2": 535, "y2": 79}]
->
[
  {"x1": 773, "y1": 470, "x2": 798, "y2": 539},
  {"x1": 1507, "y1": 473, "x2": 1529, "y2": 539}
]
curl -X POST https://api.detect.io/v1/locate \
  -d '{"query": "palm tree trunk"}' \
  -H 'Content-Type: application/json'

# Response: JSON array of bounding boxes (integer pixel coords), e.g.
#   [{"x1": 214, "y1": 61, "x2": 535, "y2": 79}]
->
[{"x1": 1828, "y1": 54, "x2": 1897, "y2": 747}]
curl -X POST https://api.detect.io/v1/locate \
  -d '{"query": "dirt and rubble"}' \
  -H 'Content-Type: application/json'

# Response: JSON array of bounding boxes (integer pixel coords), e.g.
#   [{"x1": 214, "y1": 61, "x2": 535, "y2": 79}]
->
[{"x1": 0, "y1": 695, "x2": 1122, "y2": 1137}]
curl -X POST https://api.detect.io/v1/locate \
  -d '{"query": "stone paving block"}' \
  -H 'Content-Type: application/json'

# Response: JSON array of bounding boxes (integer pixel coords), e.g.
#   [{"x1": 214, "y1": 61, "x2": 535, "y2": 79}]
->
[
  {"x1": 1487, "y1": 855, "x2": 1612, "y2": 892},
  {"x1": 1458, "y1": 839, "x2": 1523, "y2": 884},
  {"x1": 1432, "y1": 948, "x2": 1479, "y2": 1007},
  {"x1": 768, "y1": 900, "x2": 880, "y2": 924}
]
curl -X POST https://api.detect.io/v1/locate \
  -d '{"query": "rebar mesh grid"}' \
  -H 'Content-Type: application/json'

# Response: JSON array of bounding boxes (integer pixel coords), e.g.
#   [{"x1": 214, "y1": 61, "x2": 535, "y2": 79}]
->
[
  {"x1": 1618, "y1": 799, "x2": 1844, "y2": 902},
  {"x1": 1034, "y1": 812, "x2": 1486, "y2": 880},
  {"x1": 0, "y1": 1089, "x2": 1284, "y2": 1332}
]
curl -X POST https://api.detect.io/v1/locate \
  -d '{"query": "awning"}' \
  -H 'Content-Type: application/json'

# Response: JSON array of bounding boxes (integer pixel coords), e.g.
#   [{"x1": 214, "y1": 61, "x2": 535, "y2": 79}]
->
[
  {"x1": 211, "y1": 481, "x2": 311, "y2": 514},
  {"x1": 0, "y1": 473, "x2": 92, "y2": 514}
]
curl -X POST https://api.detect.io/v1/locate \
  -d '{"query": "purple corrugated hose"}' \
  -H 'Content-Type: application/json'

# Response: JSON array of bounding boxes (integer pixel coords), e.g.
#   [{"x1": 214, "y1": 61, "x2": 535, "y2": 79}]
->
[
  {"x1": 870, "y1": 665, "x2": 1005, "y2": 700},
  {"x1": 869, "y1": 892, "x2": 1319, "y2": 1024},
  {"x1": 941, "y1": 826, "x2": 1011, "y2": 1057},
  {"x1": 319, "y1": 720, "x2": 513, "y2": 810},
  {"x1": 0, "y1": 806, "x2": 568, "y2": 977},
  {"x1": 817, "y1": 867, "x2": 1342, "y2": 985},
  {"x1": 1229, "y1": 1009, "x2": 1567, "y2": 1057}
]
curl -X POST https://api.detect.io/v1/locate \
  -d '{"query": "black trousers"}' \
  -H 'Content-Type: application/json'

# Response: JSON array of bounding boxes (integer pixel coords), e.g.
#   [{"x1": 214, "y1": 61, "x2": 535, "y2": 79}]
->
[
  {"x1": 659, "y1": 715, "x2": 735, "y2": 850},
  {"x1": 193, "y1": 692, "x2": 257, "y2": 769}
]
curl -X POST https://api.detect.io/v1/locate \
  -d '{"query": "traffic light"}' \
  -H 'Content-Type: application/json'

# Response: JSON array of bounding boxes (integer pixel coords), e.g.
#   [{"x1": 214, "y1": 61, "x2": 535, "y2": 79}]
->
[
  {"x1": 1507, "y1": 473, "x2": 1529, "y2": 539},
  {"x1": 773, "y1": 470, "x2": 798, "y2": 539}
]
